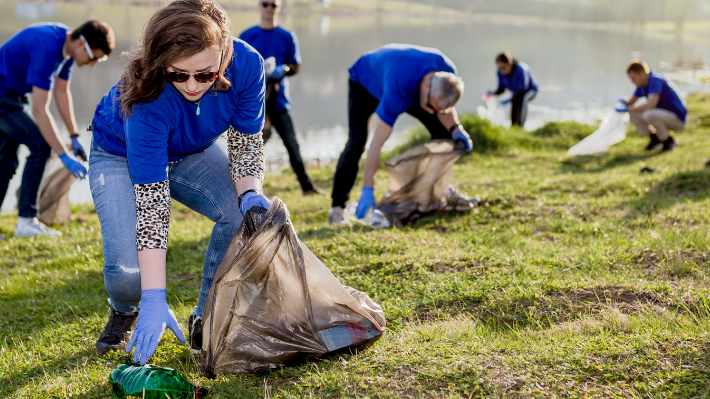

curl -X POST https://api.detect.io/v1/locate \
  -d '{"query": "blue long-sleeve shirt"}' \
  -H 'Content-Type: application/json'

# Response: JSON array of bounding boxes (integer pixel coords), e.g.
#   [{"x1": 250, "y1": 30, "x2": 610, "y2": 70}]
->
[{"x1": 496, "y1": 61, "x2": 537, "y2": 95}]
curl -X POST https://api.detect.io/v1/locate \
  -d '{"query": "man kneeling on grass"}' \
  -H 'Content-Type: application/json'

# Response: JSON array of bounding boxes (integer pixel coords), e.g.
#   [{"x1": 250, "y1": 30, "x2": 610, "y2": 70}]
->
[
  {"x1": 328, "y1": 43, "x2": 477, "y2": 226},
  {"x1": 623, "y1": 59, "x2": 687, "y2": 153}
]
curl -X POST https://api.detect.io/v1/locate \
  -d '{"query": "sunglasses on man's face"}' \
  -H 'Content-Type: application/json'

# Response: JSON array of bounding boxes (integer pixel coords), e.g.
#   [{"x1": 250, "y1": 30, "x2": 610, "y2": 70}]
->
[
  {"x1": 80, "y1": 35, "x2": 108, "y2": 62},
  {"x1": 164, "y1": 70, "x2": 220, "y2": 83},
  {"x1": 261, "y1": 2, "x2": 278, "y2": 8}
]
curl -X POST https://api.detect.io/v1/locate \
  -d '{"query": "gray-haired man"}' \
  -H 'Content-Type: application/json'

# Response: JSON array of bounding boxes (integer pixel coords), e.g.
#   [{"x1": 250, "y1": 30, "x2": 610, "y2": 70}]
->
[{"x1": 329, "y1": 43, "x2": 475, "y2": 225}]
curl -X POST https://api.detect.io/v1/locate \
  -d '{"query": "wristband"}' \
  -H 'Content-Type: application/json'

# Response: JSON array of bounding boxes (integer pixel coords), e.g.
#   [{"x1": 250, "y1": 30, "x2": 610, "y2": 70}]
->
[
  {"x1": 70, "y1": 133, "x2": 80, "y2": 138},
  {"x1": 449, "y1": 124, "x2": 464, "y2": 134},
  {"x1": 238, "y1": 189, "x2": 257, "y2": 207}
]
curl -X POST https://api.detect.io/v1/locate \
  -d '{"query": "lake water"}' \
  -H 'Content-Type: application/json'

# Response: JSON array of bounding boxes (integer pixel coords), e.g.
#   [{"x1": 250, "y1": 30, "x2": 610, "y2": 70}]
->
[{"x1": 2, "y1": 2, "x2": 710, "y2": 211}]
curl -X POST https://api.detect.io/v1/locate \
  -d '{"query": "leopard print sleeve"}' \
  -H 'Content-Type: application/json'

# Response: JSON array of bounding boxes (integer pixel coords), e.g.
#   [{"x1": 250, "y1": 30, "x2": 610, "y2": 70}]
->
[
  {"x1": 227, "y1": 126, "x2": 265, "y2": 187},
  {"x1": 134, "y1": 180, "x2": 171, "y2": 251}
]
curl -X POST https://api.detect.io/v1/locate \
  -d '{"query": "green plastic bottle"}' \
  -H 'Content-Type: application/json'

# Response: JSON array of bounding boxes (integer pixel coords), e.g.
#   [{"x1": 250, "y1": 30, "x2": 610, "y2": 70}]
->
[{"x1": 109, "y1": 363, "x2": 208, "y2": 399}]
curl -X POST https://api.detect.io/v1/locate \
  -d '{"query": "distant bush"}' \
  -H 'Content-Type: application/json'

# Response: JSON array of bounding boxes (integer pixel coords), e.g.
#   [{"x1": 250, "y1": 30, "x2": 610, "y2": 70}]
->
[{"x1": 384, "y1": 114, "x2": 598, "y2": 160}]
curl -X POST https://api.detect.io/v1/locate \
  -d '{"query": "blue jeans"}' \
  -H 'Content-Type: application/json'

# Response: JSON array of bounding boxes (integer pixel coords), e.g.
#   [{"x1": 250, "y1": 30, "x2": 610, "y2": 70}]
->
[
  {"x1": 89, "y1": 137, "x2": 243, "y2": 316},
  {"x1": 0, "y1": 95, "x2": 51, "y2": 217}
]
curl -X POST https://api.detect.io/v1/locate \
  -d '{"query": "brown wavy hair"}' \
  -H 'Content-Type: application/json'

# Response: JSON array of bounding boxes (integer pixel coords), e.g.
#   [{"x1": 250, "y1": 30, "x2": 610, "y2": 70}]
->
[{"x1": 119, "y1": 0, "x2": 234, "y2": 117}]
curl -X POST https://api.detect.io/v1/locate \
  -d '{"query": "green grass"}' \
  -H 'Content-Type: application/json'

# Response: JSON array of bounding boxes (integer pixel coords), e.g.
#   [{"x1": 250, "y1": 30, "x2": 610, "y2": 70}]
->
[{"x1": 2, "y1": 95, "x2": 710, "y2": 398}]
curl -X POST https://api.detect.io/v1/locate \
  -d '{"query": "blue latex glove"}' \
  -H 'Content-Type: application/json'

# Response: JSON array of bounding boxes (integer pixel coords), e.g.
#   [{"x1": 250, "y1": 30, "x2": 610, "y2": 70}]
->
[
  {"x1": 614, "y1": 98, "x2": 628, "y2": 113},
  {"x1": 452, "y1": 130, "x2": 473, "y2": 152},
  {"x1": 240, "y1": 191, "x2": 270, "y2": 215},
  {"x1": 127, "y1": 289, "x2": 185, "y2": 365},
  {"x1": 486, "y1": 90, "x2": 496, "y2": 96},
  {"x1": 500, "y1": 98, "x2": 511, "y2": 106},
  {"x1": 59, "y1": 152, "x2": 87, "y2": 179},
  {"x1": 355, "y1": 187, "x2": 376, "y2": 219},
  {"x1": 268, "y1": 64, "x2": 287, "y2": 80},
  {"x1": 71, "y1": 136, "x2": 86, "y2": 160}
]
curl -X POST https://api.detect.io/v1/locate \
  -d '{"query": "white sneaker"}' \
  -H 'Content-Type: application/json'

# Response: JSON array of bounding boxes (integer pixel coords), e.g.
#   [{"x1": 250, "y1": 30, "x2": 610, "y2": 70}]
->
[
  {"x1": 14, "y1": 217, "x2": 62, "y2": 238},
  {"x1": 327, "y1": 206, "x2": 352, "y2": 226}
]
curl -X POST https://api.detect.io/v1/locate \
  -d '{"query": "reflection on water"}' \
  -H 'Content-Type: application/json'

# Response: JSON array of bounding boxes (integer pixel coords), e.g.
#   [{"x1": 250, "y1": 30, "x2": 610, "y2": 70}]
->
[{"x1": 2, "y1": 2, "x2": 710, "y2": 210}]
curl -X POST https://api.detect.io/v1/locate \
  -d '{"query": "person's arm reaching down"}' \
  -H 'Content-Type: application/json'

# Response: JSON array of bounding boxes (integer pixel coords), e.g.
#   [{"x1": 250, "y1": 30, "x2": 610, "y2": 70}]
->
[
  {"x1": 227, "y1": 127, "x2": 270, "y2": 214},
  {"x1": 31, "y1": 86, "x2": 86, "y2": 178},
  {"x1": 356, "y1": 117, "x2": 393, "y2": 218},
  {"x1": 53, "y1": 78, "x2": 86, "y2": 159},
  {"x1": 127, "y1": 180, "x2": 185, "y2": 365}
]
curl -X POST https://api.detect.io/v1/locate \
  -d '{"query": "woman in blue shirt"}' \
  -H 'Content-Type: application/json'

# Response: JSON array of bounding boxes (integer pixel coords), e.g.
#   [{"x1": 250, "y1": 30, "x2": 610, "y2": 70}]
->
[
  {"x1": 488, "y1": 51, "x2": 538, "y2": 127},
  {"x1": 89, "y1": 0, "x2": 269, "y2": 364}
]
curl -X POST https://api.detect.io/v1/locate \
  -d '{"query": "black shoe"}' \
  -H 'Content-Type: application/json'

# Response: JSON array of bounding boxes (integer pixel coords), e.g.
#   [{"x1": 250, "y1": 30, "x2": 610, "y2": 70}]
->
[
  {"x1": 189, "y1": 314, "x2": 203, "y2": 355},
  {"x1": 661, "y1": 136, "x2": 677, "y2": 152},
  {"x1": 96, "y1": 305, "x2": 138, "y2": 356},
  {"x1": 645, "y1": 134, "x2": 662, "y2": 151}
]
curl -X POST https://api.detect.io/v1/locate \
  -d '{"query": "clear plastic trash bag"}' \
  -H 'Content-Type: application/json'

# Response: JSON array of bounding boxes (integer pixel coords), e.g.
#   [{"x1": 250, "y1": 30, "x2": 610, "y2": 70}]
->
[
  {"x1": 477, "y1": 95, "x2": 510, "y2": 127},
  {"x1": 37, "y1": 150, "x2": 77, "y2": 226},
  {"x1": 377, "y1": 140, "x2": 464, "y2": 226},
  {"x1": 568, "y1": 109, "x2": 629, "y2": 156},
  {"x1": 200, "y1": 198, "x2": 386, "y2": 377},
  {"x1": 345, "y1": 203, "x2": 391, "y2": 229}
]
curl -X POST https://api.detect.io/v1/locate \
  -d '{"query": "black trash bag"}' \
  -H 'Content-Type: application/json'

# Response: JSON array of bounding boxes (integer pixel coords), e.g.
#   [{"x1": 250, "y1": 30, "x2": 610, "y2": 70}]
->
[
  {"x1": 201, "y1": 198, "x2": 386, "y2": 376},
  {"x1": 378, "y1": 140, "x2": 469, "y2": 226}
]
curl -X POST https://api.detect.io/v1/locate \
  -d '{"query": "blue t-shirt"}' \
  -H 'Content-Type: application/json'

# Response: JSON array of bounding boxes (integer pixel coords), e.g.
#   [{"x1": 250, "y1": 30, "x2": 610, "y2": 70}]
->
[
  {"x1": 91, "y1": 38, "x2": 265, "y2": 185},
  {"x1": 239, "y1": 25, "x2": 300, "y2": 111},
  {"x1": 633, "y1": 71, "x2": 687, "y2": 122},
  {"x1": 348, "y1": 43, "x2": 457, "y2": 127},
  {"x1": 496, "y1": 61, "x2": 537, "y2": 94},
  {"x1": 0, "y1": 23, "x2": 74, "y2": 97}
]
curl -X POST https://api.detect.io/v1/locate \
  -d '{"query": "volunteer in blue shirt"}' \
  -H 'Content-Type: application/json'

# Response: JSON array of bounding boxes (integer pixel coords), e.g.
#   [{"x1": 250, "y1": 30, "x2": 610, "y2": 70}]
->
[
  {"x1": 487, "y1": 51, "x2": 538, "y2": 127},
  {"x1": 328, "y1": 44, "x2": 476, "y2": 226},
  {"x1": 623, "y1": 59, "x2": 686, "y2": 152},
  {"x1": 0, "y1": 21, "x2": 114, "y2": 239},
  {"x1": 89, "y1": 0, "x2": 269, "y2": 364},
  {"x1": 240, "y1": 0, "x2": 321, "y2": 195}
]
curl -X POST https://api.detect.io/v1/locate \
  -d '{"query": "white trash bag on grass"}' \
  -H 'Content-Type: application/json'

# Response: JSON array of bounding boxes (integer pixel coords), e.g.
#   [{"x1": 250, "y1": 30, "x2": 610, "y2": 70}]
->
[
  {"x1": 568, "y1": 101, "x2": 629, "y2": 156},
  {"x1": 477, "y1": 94, "x2": 510, "y2": 127}
]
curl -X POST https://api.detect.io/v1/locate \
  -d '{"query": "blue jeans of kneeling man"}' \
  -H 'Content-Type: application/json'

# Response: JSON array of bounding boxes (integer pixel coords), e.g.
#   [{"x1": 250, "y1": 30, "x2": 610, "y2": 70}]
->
[{"x1": 89, "y1": 137, "x2": 243, "y2": 317}]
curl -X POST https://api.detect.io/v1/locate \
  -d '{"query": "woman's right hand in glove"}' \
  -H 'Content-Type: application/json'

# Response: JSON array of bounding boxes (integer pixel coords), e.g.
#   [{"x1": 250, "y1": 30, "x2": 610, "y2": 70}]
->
[{"x1": 126, "y1": 289, "x2": 185, "y2": 365}]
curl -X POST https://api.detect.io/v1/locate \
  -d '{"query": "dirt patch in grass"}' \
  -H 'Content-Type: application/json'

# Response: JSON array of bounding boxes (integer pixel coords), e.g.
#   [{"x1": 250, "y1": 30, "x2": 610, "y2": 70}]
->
[{"x1": 414, "y1": 286, "x2": 669, "y2": 326}]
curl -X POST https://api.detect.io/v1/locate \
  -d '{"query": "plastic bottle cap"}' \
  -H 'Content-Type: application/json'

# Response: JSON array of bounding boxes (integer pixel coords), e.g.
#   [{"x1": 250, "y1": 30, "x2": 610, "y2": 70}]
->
[{"x1": 195, "y1": 387, "x2": 209, "y2": 398}]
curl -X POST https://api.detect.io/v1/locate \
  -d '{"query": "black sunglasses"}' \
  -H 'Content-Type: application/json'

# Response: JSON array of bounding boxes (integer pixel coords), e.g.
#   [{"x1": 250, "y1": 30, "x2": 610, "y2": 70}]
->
[
  {"x1": 261, "y1": 2, "x2": 278, "y2": 8},
  {"x1": 164, "y1": 70, "x2": 220, "y2": 83},
  {"x1": 165, "y1": 51, "x2": 224, "y2": 83}
]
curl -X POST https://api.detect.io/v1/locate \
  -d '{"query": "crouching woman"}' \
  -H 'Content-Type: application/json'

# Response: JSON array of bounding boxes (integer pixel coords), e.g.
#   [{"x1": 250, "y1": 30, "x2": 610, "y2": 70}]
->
[{"x1": 89, "y1": 0, "x2": 269, "y2": 364}]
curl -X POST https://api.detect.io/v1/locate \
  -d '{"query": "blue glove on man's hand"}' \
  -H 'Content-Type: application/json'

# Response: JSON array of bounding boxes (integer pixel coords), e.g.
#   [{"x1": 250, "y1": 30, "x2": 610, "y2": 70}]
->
[
  {"x1": 240, "y1": 191, "x2": 270, "y2": 215},
  {"x1": 59, "y1": 152, "x2": 87, "y2": 179},
  {"x1": 355, "y1": 187, "x2": 376, "y2": 219},
  {"x1": 452, "y1": 130, "x2": 473, "y2": 153},
  {"x1": 126, "y1": 289, "x2": 185, "y2": 365},
  {"x1": 500, "y1": 98, "x2": 511, "y2": 106},
  {"x1": 268, "y1": 64, "x2": 287, "y2": 80},
  {"x1": 71, "y1": 136, "x2": 86, "y2": 160}
]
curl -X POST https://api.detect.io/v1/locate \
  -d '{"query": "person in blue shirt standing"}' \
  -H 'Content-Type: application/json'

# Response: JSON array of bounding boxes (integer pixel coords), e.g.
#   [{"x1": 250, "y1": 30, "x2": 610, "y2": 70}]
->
[
  {"x1": 240, "y1": 0, "x2": 321, "y2": 195},
  {"x1": 328, "y1": 44, "x2": 476, "y2": 226},
  {"x1": 0, "y1": 20, "x2": 114, "y2": 239},
  {"x1": 487, "y1": 51, "x2": 538, "y2": 127},
  {"x1": 623, "y1": 59, "x2": 686, "y2": 152},
  {"x1": 89, "y1": 0, "x2": 270, "y2": 363}
]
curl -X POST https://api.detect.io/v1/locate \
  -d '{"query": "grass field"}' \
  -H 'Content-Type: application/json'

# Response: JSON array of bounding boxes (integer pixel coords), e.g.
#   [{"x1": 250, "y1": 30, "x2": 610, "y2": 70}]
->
[{"x1": 2, "y1": 95, "x2": 710, "y2": 398}]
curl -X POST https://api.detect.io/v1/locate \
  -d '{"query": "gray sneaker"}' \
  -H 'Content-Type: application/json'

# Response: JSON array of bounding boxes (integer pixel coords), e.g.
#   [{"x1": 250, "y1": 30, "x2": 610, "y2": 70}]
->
[
  {"x1": 328, "y1": 206, "x2": 352, "y2": 226},
  {"x1": 14, "y1": 217, "x2": 62, "y2": 238}
]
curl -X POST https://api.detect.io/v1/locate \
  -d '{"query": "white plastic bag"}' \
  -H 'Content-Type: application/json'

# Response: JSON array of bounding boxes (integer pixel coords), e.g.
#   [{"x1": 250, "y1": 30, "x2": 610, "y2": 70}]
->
[
  {"x1": 477, "y1": 96, "x2": 509, "y2": 127},
  {"x1": 567, "y1": 110, "x2": 629, "y2": 156}
]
